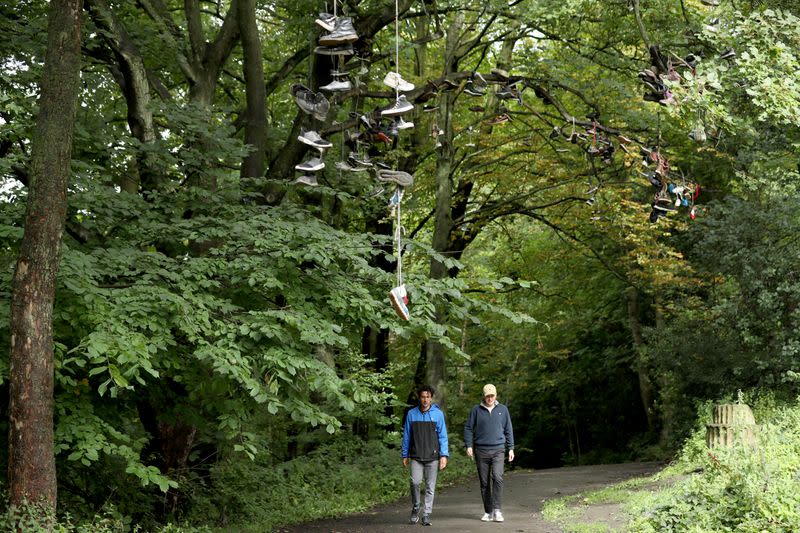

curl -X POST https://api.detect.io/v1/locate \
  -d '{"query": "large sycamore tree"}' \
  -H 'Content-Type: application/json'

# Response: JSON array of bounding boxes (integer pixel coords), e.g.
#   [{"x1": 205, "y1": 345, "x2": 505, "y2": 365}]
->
[{"x1": 7, "y1": 0, "x2": 82, "y2": 509}]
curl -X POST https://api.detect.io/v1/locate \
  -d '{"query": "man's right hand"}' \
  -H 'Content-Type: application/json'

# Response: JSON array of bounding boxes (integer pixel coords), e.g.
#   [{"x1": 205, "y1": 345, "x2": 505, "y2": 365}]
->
[
  {"x1": 403, "y1": 457, "x2": 409, "y2": 467},
  {"x1": 466, "y1": 447, "x2": 474, "y2": 459}
]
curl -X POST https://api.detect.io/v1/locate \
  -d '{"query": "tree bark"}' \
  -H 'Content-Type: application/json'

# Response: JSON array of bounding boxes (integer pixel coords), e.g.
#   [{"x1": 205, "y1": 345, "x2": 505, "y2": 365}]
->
[
  {"x1": 625, "y1": 285, "x2": 656, "y2": 430},
  {"x1": 417, "y1": 14, "x2": 465, "y2": 410},
  {"x1": 86, "y1": 0, "x2": 160, "y2": 192},
  {"x1": 8, "y1": 0, "x2": 82, "y2": 510},
  {"x1": 237, "y1": 0, "x2": 267, "y2": 179}
]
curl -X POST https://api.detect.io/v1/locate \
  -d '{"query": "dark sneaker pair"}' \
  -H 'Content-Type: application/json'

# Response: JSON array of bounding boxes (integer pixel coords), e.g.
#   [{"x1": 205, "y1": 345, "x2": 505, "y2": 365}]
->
[
  {"x1": 496, "y1": 84, "x2": 521, "y2": 102},
  {"x1": 409, "y1": 508, "x2": 431, "y2": 525},
  {"x1": 349, "y1": 152, "x2": 373, "y2": 168},
  {"x1": 292, "y1": 84, "x2": 329, "y2": 121},
  {"x1": 463, "y1": 81, "x2": 486, "y2": 96}
]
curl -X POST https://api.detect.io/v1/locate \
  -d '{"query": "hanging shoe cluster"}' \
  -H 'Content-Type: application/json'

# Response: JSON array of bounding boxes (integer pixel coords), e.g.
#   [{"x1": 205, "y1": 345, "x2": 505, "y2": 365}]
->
[
  {"x1": 292, "y1": 80, "x2": 332, "y2": 185},
  {"x1": 550, "y1": 116, "x2": 616, "y2": 164},
  {"x1": 639, "y1": 146, "x2": 700, "y2": 223},
  {"x1": 292, "y1": 8, "x2": 362, "y2": 186},
  {"x1": 381, "y1": 72, "x2": 415, "y2": 117},
  {"x1": 459, "y1": 68, "x2": 525, "y2": 125}
]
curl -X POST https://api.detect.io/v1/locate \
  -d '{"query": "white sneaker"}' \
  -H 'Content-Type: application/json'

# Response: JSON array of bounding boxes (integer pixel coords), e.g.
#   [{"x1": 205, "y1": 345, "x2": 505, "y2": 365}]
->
[
  {"x1": 383, "y1": 71, "x2": 415, "y2": 92},
  {"x1": 481, "y1": 512, "x2": 493, "y2": 521},
  {"x1": 388, "y1": 284, "x2": 410, "y2": 320},
  {"x1": 319, "y1": 79, "x2": 352, "y2": 92},
  {"x1": 396, "y1": 117, "x2": 415, "y2": 130},
  {"x1": 493, "y1": 510, "x2": 504, "y2": 522}
]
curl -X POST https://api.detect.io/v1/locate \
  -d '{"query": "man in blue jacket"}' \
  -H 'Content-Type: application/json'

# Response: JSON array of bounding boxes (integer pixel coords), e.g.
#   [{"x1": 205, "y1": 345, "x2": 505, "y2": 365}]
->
[
  {"x1": 401, "y1": 385, "x2": 449, "y2": 526},
  {"x1": 464, "y1": 383, "x2": 514, "y2": 522}
]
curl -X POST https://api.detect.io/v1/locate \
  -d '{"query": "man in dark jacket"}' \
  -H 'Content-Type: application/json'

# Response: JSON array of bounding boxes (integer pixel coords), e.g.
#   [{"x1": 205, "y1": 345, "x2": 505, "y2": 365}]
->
[
  {"x1": 464, "y1": 383, "x2": 514, "y2": 522},
  {"x1": 401, "y1": 385, "x2": 449, "y2": 526}
]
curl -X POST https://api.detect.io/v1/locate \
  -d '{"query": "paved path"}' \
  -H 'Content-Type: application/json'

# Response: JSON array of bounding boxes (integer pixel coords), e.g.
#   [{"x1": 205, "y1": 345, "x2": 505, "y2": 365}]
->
[{"x1": 277, "y1": 462, "x2": 663, "y2": 532}]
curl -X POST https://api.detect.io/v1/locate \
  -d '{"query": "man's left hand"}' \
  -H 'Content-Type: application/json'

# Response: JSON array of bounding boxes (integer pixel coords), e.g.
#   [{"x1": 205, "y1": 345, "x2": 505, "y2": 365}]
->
[
  {"x1": 439, "y1": 456, "x2": 448, "y2": 470},
  {"x1": 508, "y1": 450, "x2": 515, "y2": 462}
]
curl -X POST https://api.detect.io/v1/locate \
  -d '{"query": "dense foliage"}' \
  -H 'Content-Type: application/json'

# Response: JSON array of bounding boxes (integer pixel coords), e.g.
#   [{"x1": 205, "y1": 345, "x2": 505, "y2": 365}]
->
[{"x1": 2, "y1": 0, "x2": 800, "y2": 529}]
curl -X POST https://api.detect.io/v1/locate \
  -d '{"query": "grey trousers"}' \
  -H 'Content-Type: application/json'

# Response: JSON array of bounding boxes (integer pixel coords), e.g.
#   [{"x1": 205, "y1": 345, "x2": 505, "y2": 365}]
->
[
  {"x1": 475, "y1": 448, "x2": 505, "y2": 512},
  {"x1": 410, "y1": 459, "x2": 438, "y2": 514}
]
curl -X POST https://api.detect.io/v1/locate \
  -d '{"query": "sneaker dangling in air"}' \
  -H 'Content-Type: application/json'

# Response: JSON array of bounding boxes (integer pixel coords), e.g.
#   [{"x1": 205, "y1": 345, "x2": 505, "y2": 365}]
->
[
  {"x1": 319, "y1": 17, "x2": 359, "y2": 46},
  {"x1": 389, "y1": 284, "x2": 410, "y2": 321},
  {"x1": 383, "y1": 72, "x2": 415, "y2": 92}
]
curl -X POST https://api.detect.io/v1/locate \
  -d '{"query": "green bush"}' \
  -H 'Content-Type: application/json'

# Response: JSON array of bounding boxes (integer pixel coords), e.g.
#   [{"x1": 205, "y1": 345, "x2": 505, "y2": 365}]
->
[
  {"x1": 0, "y1": 499, "x2": 212, "y2": 533},
  {"x1": 184, "y1": 434, "x2": 473, "y2": 532},
  {"x1": 629, "y1": 396, "x2": 800, "y2": 532},
  {"x1": 0, "y1": 501, "x2": 123, "y2": 533}
]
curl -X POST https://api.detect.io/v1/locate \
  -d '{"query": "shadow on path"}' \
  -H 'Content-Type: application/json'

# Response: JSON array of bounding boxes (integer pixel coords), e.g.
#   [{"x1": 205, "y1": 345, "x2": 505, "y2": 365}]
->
[{"x1": 276, "y1": 461, "x2": 664, "y2": 532}]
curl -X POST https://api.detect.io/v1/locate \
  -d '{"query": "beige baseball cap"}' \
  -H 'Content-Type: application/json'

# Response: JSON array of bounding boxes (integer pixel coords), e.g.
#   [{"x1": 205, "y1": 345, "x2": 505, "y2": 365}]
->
[{"x1": 482, "y1": 384, "x2": 497, "y2": 397}]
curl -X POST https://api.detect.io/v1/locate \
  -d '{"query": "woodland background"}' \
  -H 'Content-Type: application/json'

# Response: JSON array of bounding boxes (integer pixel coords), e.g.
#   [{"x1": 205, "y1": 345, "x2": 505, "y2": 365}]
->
[{"x1": 2, "y1": 0, "x2": 800, "y2": 530}]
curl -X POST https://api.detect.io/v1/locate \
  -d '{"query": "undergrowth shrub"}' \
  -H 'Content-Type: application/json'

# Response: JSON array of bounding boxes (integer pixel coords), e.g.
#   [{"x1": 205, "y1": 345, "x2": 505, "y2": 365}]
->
[
  {"x1": 185, "y1": 434, "x2": 472, "y2": 532},
  {"x1": 0, "y1": 498, "x2": 210, "y2": 533},
  {"x1": 629, "y1": 395, "x2": 800, "y2": 532}
]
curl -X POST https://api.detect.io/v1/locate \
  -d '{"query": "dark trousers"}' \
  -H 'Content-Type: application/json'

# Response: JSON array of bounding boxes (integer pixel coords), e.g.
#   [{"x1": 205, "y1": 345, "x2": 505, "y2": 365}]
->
[{"x1": 475, "y1": 448, "x2": 505, "y2": 512}]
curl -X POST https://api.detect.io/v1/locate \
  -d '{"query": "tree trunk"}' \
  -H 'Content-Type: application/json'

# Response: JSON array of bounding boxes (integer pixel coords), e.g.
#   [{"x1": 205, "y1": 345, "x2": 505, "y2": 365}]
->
[
  {"x1": 625, "y1": 285, "x2": 655, "y2": 431},
  {"x1": 417, "y1": 14, "x2": 464, "y2": 410},
  {"x1": 86, "y1": 0, "x2": 160, "y2": 192},
  {"x1": 237, "y1": 0, "x2": 267, "y2": 179},
  {"x1": 7, "y1": 0, "x2": 82, "y2": 511}
]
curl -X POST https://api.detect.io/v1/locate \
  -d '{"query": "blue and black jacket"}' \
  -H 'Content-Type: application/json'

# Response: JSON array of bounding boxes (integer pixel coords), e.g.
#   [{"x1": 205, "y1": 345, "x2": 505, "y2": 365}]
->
[{"x1": 401, "y1": 404, "x2": 449, "y2": 461}]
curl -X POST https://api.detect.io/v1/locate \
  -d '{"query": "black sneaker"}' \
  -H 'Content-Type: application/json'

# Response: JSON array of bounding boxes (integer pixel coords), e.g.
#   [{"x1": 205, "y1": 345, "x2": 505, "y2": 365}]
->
[
  {"x1": 293, "y1": 88, "x2": 317, "y2": 115},
  {"x1": 421, "y1": 514, "x2": 431, "y2": 526},
  {"x1": 409, "y1": 507, "x2": 420, "y2": 524},
  {"x1": 349, "y1": 153, "x2": 373, "y2": 167},
  {"x1": 463, "y1": 81, "x2": 486, "y2": 96},
  {"x1": 293, "y1": 89, "x2": 329, "y2": 121}
]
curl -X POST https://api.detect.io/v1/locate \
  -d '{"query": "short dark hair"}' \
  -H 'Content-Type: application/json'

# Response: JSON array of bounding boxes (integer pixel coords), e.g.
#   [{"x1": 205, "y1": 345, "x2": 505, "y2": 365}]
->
[{"x1": 418, "y1": 385, "x2": 435, "y2": 397}]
